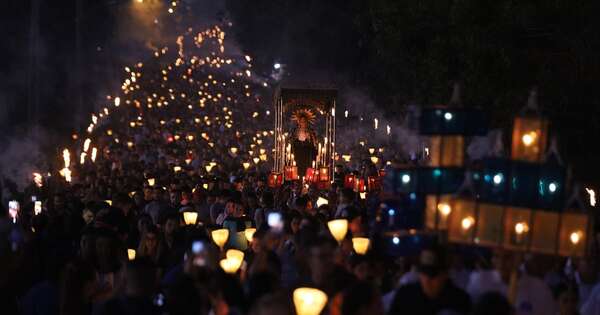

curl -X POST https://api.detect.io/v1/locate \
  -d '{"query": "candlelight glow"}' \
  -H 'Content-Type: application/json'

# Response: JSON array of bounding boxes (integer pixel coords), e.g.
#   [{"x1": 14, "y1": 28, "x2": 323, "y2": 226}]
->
[
  {"x1": 83, "y1": 138, "x2": 91, "y2": 152},
  {"x1": 211, "y1": 229, "x2": 229, "y2": 250},
  {"x1": 183, "y1": 212, "x2": 198, "y2": 225},
  {"x1": 91, "y1": 147, "x2": 98, "y2": 162},
  {"x1": 514, "y1": 222, "x2": 529, "y2": 235},
  {"x1": 62, "y1": 149, "x2": 71, "y2": 168},
  {"x1": 327, "y1": 219, "x2": 348, "y2": 243},
  {"x1": 316, "y1": 197, "x2": 328, "y2": 208},
  {"x1": 127, "y1": 249, "x2": 136, "y2": 261},
  {"x1": 342, "y1": 154, "x2": 351, "y2": 162},
  {"x1": 570, "y1": 230, "x2": 583, "y2": 245},
  {"x1": 461, "y1": 216, "x2": 475, "y2": 230},
  {"x1": 173, "y1": 166, "x2": 182, "y2": 172},
  {"x1": 586, "y1": 188, "x2": 596, "y2": 207},
  {"x1": 437, "y1": 203, "x2": 452, "y2": 216},
  {"x1": 34, "y1": 201, "x2": 42, "y2": 215},
  {"x1": 244, "y1": 228, "x2": 256, "y2": 242},
  {"x1": 32, "y1": 173, "x2": 43, "y2": 187},
  {"x1": 521, "y1": 131, "x2": 537, "y2": 146},
  {"x1": 352, "y1": 237, "x2": 370, "y2": 255},
  {"x1": 293, "y1": 288, "x2": 328, "y2": 315},
  {"x1": 147, "y1": 178, "x2": 155, "y2": 186}
]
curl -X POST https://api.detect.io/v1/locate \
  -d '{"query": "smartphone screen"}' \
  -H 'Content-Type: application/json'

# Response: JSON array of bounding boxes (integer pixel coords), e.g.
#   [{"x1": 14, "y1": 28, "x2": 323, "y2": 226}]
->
[
  {"x1": 191, "y1": 240, "x2": 207, "y2": 266},
  {"x1": 268, "y1": 212, "x2": 284, "y2": 232},
  {"x1": 8, "y1": 201, "x2": 19, "y2": 222}
]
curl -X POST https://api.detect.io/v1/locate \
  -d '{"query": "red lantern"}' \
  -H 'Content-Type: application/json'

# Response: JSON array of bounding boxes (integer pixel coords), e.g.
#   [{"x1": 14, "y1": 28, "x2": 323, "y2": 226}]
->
[
  {"x1": 344, "y1": 174, "x2": 356, "y2": 189},
  {"x1": 284, "y1": 166, "x2": 299, "y2": 181},
  {"x1": 318, "y1": 167, "x2": 330, "y2": 182},
  {"x1": 268, "y1": 173, "x2": 283, "y2": 188},
  {"x1": 305, "y1": 168, "x2": 316, "y2": 183},
  {"x1": 354, "y1": 178, "x2": 366, "y2": 192},
  {"x1": 368, "y1": 176, "x2": 381, "y2": 191}
]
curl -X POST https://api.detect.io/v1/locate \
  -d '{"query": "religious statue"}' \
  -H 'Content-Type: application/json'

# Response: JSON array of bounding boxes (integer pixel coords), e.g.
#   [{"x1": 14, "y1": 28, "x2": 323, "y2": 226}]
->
[{"x1": 290, "y1": 108, "x2": 318, "y2": 176}]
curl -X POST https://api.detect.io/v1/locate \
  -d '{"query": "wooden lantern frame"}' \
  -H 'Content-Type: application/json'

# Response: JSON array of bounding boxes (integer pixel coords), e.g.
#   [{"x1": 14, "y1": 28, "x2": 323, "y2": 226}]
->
[{"x1": 273, "y1": 88, "x2": 337, "y2": 182}]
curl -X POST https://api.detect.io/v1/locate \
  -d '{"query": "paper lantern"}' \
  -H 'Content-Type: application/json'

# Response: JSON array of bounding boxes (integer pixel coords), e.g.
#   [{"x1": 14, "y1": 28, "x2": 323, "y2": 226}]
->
[
  {"x1": 503, "y1": 207, "x2": 532, "y2": 249},
  {"x1": 244, "y1": 228, "x2": 256, "y2": 242},
  {"x1": 127, "y1": 249, "x2": 136, "y2": 261},
  {"x1": 220, "y1": 258, "x2": 241, "y2": 274},
  {"x1": 558, "y1": 212, "x2": 589, "y2": 257},
  {"x1": 511, "y1": 116, "x2": 548, "y2": 162},
  {"x1": 530, "y1": 211, "x2": 559, "y2": 254},
  {"x1": 327, "y1": 219, "x2": 348, "y2": 244},
  {"x1": 242, "y1": 162, "x2": 251, "y2": 170},
  {"x1": 367, "y1": 176, "x2": 381, "y2": 191},
  {"x1": 475, "y1": 203, "x2": 505, "y2": 245},
  {"x1": 285, "y1": 165, "x2": 299, "y2": 181},
  {"x1": 318, "y1": 167, "x2": 329, "y2": 182},
  {"x1": 183, "y1": 212, "x2": 198, "y2": 225},
  {"x1": 428, "y1": 135, "x2": 464, "y2": 167},
  {"x1": 267, "y1": 173, "x2": 283, "y2": 188},
  {"x1": 447, "y1": 198, "x2": 477, "y2": 243},
  {"x1": 211, "y1": 229, "x2": 229, "y2": 250},
  {"x1": 425, "y1": 195, "x2": 453, "y2": 230},
  {"x1": 293, "y1": 288, "x2": 328, "y2": 315},
  {"x1": 352, "y1": 237, "x2": 370, "y2": 255},
  {"x1": 344, "y1": 174, "x2": 356, "y2": 189}
]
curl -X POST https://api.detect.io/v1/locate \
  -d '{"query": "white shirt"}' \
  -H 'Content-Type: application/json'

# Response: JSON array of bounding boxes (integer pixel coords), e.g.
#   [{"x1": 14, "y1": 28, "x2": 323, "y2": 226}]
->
[
  {"x1": 581, "y1": 283, "x2": 600, "y2": 315},
  {"x1": 466, "y1": 270, "x2": 507, "y2": 302},
  {"x1": 514, "y1": 273, "x2": 556, "y2": 315}
]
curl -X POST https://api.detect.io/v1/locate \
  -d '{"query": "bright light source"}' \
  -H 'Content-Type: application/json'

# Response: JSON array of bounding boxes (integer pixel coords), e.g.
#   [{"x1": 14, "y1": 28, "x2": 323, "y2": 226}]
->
[
  {"x1": 444, "y1": 112, "x2": 453, "y2": 121},
  {"x1": 493, "y1": 173, "x2": 503, "y2": 185},
  {"x1": 401, "y1": 174, "x2": 411, "y2": 184},
  {"x1": 461, "y1": 216, "x2": 475, "y2": 230},
  {"x1": 273, "y1": 63, "x2": 281, "y2": 69},
  {"x1": 392, "y1": 236, "x2": 400, "y2": 245},
  {"x1": 548, "y1": 182, "x2": 558, "y2": 193}
]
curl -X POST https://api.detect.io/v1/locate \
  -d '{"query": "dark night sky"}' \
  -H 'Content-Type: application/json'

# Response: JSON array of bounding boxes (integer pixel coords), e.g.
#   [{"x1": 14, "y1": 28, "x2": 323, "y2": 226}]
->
[{"x1": 1, "y1": 0, "x2": 600, "y2": 182}]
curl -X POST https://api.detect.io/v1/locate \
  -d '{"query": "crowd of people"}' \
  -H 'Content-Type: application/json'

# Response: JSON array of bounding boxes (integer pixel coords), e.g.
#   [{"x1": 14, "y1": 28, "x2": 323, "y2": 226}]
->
[{"x1": 1, "y1": 23, "x2": 599, "y2": 315}]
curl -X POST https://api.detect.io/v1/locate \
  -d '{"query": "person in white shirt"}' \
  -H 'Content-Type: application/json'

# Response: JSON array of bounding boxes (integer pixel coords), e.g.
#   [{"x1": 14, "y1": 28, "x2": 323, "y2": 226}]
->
[{"x1": 466, "y1": 256, "x2": 507, "y2": 302}]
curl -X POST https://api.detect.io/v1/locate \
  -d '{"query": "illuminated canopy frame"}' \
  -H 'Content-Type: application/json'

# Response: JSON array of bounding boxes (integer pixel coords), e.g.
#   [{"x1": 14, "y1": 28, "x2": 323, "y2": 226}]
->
[{"x1": 273, "y1": 88, "x2": 337, "y2": 180}]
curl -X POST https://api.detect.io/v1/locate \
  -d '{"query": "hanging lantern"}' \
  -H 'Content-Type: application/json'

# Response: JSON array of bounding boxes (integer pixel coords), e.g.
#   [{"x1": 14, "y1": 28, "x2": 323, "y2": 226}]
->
[
  {"x1": 447, "y1": 198, "x2": 477, "y2": 243},
  {"x1": 268, "y1": 173, "x2": 283, "y2": 188},
  {"x1": 285, "y1": 165, "x2": 299, "y2": 181},
  {"x1": 352, "y1": 237, "x2": 370, "y2": 255},
  {"x1": 318, "y1": 167, "x2": 329, "y2": 182},
  {"x1": 503, "y1": 207, "x2": 532, "y2": 249},
  {"x1": 367, "y1": 176, "x2": 381, "y2": 191},
  {"x1": 558, "y1": 211, "x2": 589, "y2": 257},
  {"x1": 305, "y1": 168, "x2": 317, "y2": 183},
  {"x1": 127, "y1": 249, "x2": 136, "y2": 261},
  {"x1": 511, "y1": 116, "x2": 548, "y2": 162},
  {"x1": 428, "y1": 135, "x2": 464, "y2": 167},
  {"x1": 147, "y1": 178, "x2": 155, "y2": 187},
  {"x1": 244, "y1": 228, "x2": 256, "y2": 242},
  {"x1": 293, "y1": 288, "x2": 328, "y2": 315},
  {"x1": 183, "y1": 212, "x2": 198, "y2": 225},
  {"x1": 211, "y1": 229, "x2": 229, "y2": 251},
  {"x1": 344, "y1": 174, "x2": 356, "y2": 189},
  {"x1": 327, "y1": 219, "x2": 348, "y2": 244}
]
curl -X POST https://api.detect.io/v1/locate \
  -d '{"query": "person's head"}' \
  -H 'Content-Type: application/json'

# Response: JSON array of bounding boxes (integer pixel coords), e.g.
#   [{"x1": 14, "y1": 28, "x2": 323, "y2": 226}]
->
[
  {"x1": 82, "y1": 208, "x2": 95, "y2": 225},
  {"x1": 137, "y1": 214, "x2": 153, "y2": 234},
  {"x1": 95, "y1": 228, "x2": 118, "y2": 264},
  {"x1": 164, "y1": 214, "x2": 179, "y2": 236},
  {"x1": 143, "y1": 187, "x2": 154, "y2": 201},
  {"x1": 170, "y1": 189, "x2": 182, "y2": 205},
  {"x1": 124, "y1": 258, "x2": 157, "y2": 298},
  {"x1": 417, "y1": 244, "x2": 450, "y2": 299},
  {"x1": 139, "y1": 226, "x2": 159, "y2": 256},
  {"x1": 306, "y1": 236, "x2": 338, "y2": 284}
]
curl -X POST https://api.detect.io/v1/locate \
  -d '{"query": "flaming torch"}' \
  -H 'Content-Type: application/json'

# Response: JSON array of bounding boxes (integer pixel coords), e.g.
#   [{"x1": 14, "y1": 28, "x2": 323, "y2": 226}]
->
[{"x1": 32, "y1": 172, "x2": 43, "y2": 188}]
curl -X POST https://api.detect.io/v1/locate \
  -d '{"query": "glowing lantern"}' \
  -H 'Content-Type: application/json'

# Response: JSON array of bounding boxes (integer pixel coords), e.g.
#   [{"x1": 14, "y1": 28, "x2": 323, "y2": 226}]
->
[
  {"x1": 344, "y1": 174, "x2": 356, "y2": 189},
  {"x1": 230, "y1": 147, "x2": 238, "y2": 155},
  {"x1": 243, "y1": 162, "x2": 251, "y2": 170},
  {"x1": 318, "y1": 167, "x2": 329, "y2": 182},
  {"x1": 367, "y1": 176, "x2": 381, "y2": 191},
  {"x1": 34, "y1": 201, "x2": 42, "y2": 215},
  {"x1": 187, "y1": 135, "x2": 194, "y2": 141},
  {"x1": 316, "y1": 197, "x2": 329, "y2": 208},
  {"x1": 127, "y1": 249, "x2": 136, "y2": 261},
  {"x1": 558, "y1": 212, "x2": 589, "y2": 256},
  {"x1": 293, "y1": 288, "x2": 328, "y2": 315},
  {"x1": 428, "y1": 136, "x2": 464, "y2": 167},
  {"x1": 244, "y1": 228, "x2": 256, "y2": 242},
  {"x1": 305, "y1": 168, "x2": 317, "y2": 183},
  {"x1": 220, "y1": 258, "x2": 241, "y2": 274},
  {"x1": 327, "y1": 219, "x2": 348, "y2": 244},
  {"x1": 570, "y1": 231, "x2": 582, "y2": 245},
  {"x1": 173, "y1": 166, "x2": 182, "y2": 173},
  {"x1": 511, "y1": 112, "x2": 548, "y2": 162},
  {"x1": 352, "y1": 237, "x2": 370, "y2": 255},
  {"x1": 253, "y1": 157, "x2": 260, "y2": 164},
  {"x1": 285, "y1": 165, "x2": 299, "y2": 181},
  {"x1": 147, "y1": 178, "x2": 155, "y2": 186},
  {"x1": 268, "y1": 173, "x2": 283, "y2": 188},
  {"x1": 368, "y1": 148, "x2": 375, "y2": 154},
  {"x1": 183, "y1": 212, "x2": 198, "y2": 225},
  {"x1": 461, "y1": 216, "x2": 475, "y2": 230},
  {"x1": 342, "y1": 154, "x2": 351, "y2": 162},
  {"x1": 211, "y1": 229, "x2": 229, "y2": 251},
  {"x1": 370, "y1": 156, "x2": 379, "y2": 165}
]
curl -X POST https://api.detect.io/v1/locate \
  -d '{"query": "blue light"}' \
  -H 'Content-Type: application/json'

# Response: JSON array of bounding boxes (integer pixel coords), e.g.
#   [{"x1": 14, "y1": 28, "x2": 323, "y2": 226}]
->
[
  {"x1": 484, "y1": 175, "x2": 491, "y2": 182},
  {"x1": 409, "y1": 193, "x2": 417, "y2": 200},
  {"x1": 388, "y1": 209, "x2": 396, "y2": 216},
  {"x1": 433, "y1": 169, "x2": 442, "y2": 177},
  {"x1": 392, "y1": 236, "x2": 400, "y2": 245}
]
